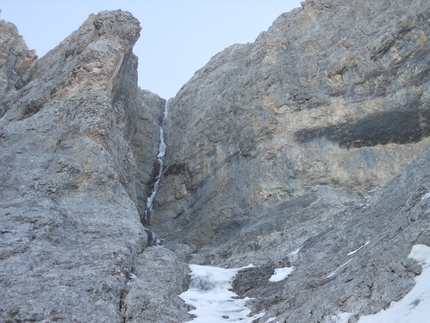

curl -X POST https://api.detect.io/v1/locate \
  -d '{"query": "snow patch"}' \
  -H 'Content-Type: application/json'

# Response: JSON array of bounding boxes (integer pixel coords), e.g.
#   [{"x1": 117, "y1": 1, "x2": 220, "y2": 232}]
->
[
  {"x1": 265, "y1": 317, "x2": 278, "y2": 322},
  {"x1": 180, "y1": 264, "x2": 265, "y2": 322},
  {"x1": 269, "y1": 267, "x2": 294, "y2": 282},
  {"x1": 357, "y1": 244, "x2": 430, "y2": 323}
]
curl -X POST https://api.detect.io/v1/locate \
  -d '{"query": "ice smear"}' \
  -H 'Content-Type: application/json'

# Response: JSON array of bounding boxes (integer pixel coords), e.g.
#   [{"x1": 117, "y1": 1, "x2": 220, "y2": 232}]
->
[
  {"x1": 269, "y1": 267, "x2": 294, "y2": 282},
  {"x1": 357, "y1": 244, "x2": 430, "y2": 323},
  {"x1": 265, "y1": 317, "x2": 278, "y2": 322},
  {"x1": 180, "y1": 264, "x2": 265, "y2": 322},
  {"x1": 325, "y1": 259, "x2": 353, "y2": 279},
  {"x1": 347, "y1": 241, "x2": 370, "y2": 256}
]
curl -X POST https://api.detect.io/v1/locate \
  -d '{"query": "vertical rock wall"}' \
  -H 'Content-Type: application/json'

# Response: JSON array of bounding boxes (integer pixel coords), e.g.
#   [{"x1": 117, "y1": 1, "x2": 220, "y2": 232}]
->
[
  {"x1": 153, "y1": 0, "x2": 430, "y2": 249},
  {"x1": 0, "y1": 11, "x2": 167, "y2": 322}
]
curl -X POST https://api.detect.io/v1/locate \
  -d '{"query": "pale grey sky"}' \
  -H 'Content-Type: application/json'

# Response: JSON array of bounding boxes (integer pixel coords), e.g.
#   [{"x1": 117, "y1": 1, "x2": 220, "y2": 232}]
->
[{"x1": 1, "y1": 0, "x2": 301, "y2": 99}]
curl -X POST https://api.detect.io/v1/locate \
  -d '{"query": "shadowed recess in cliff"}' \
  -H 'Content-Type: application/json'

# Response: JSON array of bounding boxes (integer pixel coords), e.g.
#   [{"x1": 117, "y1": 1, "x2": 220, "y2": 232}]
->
[{"x1": 294, "y1": 107, "x2": 430, "y2": 149}]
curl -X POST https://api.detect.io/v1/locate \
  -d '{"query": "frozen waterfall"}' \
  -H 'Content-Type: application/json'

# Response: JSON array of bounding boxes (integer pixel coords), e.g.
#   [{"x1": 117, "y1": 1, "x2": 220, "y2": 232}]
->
[
  {"x1": 144, "y1": 101, "x2": 168, "y2": 223},
  {"x1": 143, "y1": 101, "x2": 168, "y2": 247}
]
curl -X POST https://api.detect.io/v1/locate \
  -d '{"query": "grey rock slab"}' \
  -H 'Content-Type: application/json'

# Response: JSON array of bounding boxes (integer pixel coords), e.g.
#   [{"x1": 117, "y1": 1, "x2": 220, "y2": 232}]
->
[{"x1": 122, "y1": 246, "x2": 192, "y2": 323}]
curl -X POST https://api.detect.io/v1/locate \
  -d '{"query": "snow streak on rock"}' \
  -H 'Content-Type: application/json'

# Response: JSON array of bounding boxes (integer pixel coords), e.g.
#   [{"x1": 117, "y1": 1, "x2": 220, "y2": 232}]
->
[
  {"x1": 347, "y1": 241, "x2": 371, "y2": 256},
  {"x1": 325, "y1": 259, "x2": 353, "y2": 279},
  {"x1": 144, "y1": 228, "x2": 163, "y2": 247},
  {"x1": 265, "y1": 317, "x2": 278, "y2": 323},
  {"x1": 421, "y1": 192, "x2": 430, "y2": 200},
  {"x1": 288, "y1": 246, "x2": 302, "y2": 256}
]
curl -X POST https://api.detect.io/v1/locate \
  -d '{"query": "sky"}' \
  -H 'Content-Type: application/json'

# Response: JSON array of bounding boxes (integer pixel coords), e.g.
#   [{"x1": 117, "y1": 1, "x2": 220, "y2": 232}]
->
[{"x1": 0, "y1": 0, "x2": 302, "y2": 99}]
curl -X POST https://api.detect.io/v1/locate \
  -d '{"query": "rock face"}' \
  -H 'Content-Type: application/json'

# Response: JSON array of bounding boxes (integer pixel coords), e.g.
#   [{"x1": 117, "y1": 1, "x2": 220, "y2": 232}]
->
[
  {"x1": 0, "y1": 20, "x2": 37, "y2": 107},
  {"x1": 153, "y1": 0, "x2": 430, "y2": 249},
  {"x1": 149, "y1": 0, "x2": 430, "y2": 321},
  {"x1": 131, "y1": 89, "x2": 166, "y2": 223},
  {"x1": 0, "y1": 10, "x2": 185, "y2": 323},
  {"x1": 2, "y1": 1, "x2": 430, "y2": 323},
  {"x1": 226, "y1": 144, "x2": 430, "y2": 323},
  {"x1": 121, "y1": 245, "x2": 192, "y2": 323}
]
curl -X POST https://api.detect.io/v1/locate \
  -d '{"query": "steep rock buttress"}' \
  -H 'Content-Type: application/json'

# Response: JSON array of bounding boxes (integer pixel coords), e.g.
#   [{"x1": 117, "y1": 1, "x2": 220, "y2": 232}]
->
[{"x1": 0, "y1": 11, "x2": 186, "y2": 323}]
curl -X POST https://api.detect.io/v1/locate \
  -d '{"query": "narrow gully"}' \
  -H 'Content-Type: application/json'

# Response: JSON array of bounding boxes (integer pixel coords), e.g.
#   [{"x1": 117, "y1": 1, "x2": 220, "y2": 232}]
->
[{"x1": 143, "y1": 101, "x2": 168, "y2": 246}]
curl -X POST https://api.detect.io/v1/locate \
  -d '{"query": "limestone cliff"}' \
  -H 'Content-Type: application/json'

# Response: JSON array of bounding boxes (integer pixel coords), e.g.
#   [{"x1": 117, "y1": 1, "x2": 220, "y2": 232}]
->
[
  {"x1": 153, "y1": 0, "x2": 430, "y2": 249},
  {"x1": 0, "y1": 10, "x2": 188, "y2": 323},
  {"x1": 1, "y1": 1, "x2": 430, "y2": 323}
]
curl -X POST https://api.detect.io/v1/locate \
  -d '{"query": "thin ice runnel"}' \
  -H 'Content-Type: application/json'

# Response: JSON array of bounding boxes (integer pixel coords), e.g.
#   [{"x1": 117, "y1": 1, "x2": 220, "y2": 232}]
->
[
  {"x1": 144, "y1": 101, "x2": 168, "y2": 221},
  {"x1": 143, "y1": 101, "x2": 168, "y2": 246}
]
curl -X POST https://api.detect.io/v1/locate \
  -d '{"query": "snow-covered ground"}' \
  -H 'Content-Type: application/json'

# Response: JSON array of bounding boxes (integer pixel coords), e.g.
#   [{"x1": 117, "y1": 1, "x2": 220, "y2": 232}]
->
[{"x1": 179, "y1": 264, "x2": 265, "y2": 322}]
